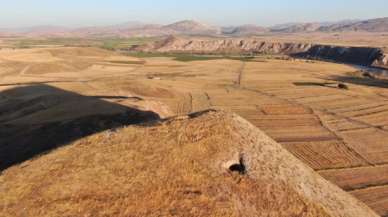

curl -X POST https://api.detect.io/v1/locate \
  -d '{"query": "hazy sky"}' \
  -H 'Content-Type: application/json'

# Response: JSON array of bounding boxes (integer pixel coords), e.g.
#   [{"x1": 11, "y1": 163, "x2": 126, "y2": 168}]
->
[{"x1": 0, "y1": 0, "x2": 387, "y2": 28}]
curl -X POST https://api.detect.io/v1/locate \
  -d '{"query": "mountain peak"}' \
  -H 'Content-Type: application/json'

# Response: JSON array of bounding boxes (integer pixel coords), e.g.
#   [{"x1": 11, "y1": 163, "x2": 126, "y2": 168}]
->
[
  {"x1": 163, "y1": 20, "x2": 219, "y2": 35},
  {"x1": 165, "y1": 20, "x2": 210, "y2": 30}
]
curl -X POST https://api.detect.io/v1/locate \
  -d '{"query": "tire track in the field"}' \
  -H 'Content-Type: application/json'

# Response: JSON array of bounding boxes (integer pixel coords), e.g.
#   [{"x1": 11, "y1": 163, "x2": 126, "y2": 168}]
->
[
  {"x1": 235, "y1": 61, "x2": 246, "y2": 87},
  {"x1": 19, "y1": 65, "x2": 31, "y2": 76}
]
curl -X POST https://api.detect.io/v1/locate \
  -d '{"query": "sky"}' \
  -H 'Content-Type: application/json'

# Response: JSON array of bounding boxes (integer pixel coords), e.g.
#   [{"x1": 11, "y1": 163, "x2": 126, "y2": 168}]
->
[{"x1": 0, "y1": 0, "x2": 387, "y2": 28}]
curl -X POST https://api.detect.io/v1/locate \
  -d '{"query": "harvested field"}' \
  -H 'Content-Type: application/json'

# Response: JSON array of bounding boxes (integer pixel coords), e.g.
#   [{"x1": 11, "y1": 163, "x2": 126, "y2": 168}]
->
[
  {"x1": 320, "y1": 165, "x2": 388, "y2": 191},
  {"x1": 351, "y1": 186, "x2": 388, "y2": 217},
  {"x1": 283, "y1": 140, "x2": 368, "y2": 170},
  {"x1": 0, "y1": 47, "x2": 387, "y2": 215}
]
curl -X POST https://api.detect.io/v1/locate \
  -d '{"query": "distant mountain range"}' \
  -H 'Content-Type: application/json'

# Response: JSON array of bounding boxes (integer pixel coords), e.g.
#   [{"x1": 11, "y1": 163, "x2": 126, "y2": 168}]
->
[{"x1": 1, "y1": 17, "x2": 388, "y2": 38}]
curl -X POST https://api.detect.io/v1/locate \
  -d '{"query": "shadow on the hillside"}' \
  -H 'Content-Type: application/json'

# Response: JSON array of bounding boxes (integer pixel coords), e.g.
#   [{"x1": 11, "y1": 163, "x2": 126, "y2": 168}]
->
[
  {"x1": 290, "y1": 45, "x2": 381, "y2": 66},
  {"x1": 329, "y1": 75, "x2": 388, "y2": 88},
  {"x1": 0, "y1": 85, "x2": 160, "y2": 171},
  {"x1": 294, "y1": 81, "x2": 337, "y2": 87}
]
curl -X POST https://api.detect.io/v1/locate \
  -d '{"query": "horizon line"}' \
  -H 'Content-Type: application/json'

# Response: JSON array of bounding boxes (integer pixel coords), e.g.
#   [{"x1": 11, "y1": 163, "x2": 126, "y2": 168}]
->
[{"x1": 0, "y1": 16, "x2": 387, "y2": 30}]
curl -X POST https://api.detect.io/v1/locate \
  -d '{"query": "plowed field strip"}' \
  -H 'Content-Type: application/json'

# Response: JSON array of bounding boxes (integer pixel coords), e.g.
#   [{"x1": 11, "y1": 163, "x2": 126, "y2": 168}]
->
[
  {"x1": 336, "y1": 103, "x2": 388, "y2": 114},
  {"x1": 283, "y1": 140, "x2": 368, "y2": 170},
  {"x1": 319, "y1": 165, "x2": 388, "y2": 191},
  {"x1": 320, "y1": 109, "x2": 388, "y2": 133},
  {"x1": 352, "y1": 109, "x2": 388, "y2": 118},
  {"x1": 350, "y1": 185, "x2": 388, "y2": 217},
  {"x1": 239, "y1": 86, "x2": 374, "y2": 168}
]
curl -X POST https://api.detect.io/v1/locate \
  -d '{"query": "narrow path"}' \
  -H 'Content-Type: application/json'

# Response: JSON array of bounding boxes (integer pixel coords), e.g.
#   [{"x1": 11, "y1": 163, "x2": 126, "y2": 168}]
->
[
  {"x1": 19, "y1": 65, "x2": 31, "y2": 76},
  {"x1": 235, "y1": 62, "x2": 246, "y2": 87}
]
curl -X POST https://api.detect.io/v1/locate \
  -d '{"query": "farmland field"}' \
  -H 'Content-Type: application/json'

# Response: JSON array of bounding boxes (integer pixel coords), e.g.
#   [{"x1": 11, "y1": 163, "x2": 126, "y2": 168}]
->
[{"x1": 1, "y1": 46, "x2": 388, "y2": 216}]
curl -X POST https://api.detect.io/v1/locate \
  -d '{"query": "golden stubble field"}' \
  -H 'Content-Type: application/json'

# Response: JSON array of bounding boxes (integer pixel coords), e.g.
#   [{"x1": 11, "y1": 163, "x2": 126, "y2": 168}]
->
[{"x1": 0, "y1": 47, "x2": 388, "y2": 216}]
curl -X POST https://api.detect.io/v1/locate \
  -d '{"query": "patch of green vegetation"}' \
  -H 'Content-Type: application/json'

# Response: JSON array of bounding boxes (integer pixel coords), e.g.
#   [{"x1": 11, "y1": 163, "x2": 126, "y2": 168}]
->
[
  {"x1": 174, "y1": 55, "x2": 257, "y2": 62},
  {"x1": 127, "y1": 52, "x2": 262, "y2": 62},
  {"x1": 173, "y1": 55, "x2": 225, "y2": 62},
  {"x1": 8, "y1": 37, "x2": 158, "y2": 50},
  {"x1": 100, "y1": 37, "x2": 158, "y2": 50},
  {"x1": 15, "y1": 41, "x2": 32, "y2": 49},
  {"x1": 10, "y1": 38, "x2": 100, "y2": 48},
  {"x1": 108, "y1": 60, "x2": 145, "y2": 65},
  {"x1": 127, "y1": 52, "x2": 174, "y2": 58}
]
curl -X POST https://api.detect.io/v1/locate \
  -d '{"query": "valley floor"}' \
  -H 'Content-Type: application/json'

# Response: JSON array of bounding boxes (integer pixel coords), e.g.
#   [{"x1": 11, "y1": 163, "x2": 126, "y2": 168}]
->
[{"x1": 1, "y1": 47, "x2": 388, "y2": 216}]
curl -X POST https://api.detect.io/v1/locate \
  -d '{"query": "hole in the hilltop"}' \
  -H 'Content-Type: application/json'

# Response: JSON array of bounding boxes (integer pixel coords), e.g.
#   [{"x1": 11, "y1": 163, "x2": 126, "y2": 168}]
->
[
  {"x1": 183, "y1": 190, "x2": 202, "y2": 195},
  {"x1": 228, "y1": 156, "x2": 247, "y2": 175},
  {"x1": 338, "y1": 83, "x2": 349, "y2": 90}
]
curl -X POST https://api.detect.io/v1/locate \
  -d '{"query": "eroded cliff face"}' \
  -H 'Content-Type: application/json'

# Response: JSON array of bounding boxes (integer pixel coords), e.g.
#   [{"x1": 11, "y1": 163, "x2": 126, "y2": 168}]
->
[
  {"x1": 131, "y1": 36, "x2": 388, "y2": 69},
  {"x1": 133, "y1": 36, "x2": 313, "y2": 54},
  {"x1": 297, "y1": 45, "x2": 384, "y2": 66},
  {"x1": 373, "y1": 53, "x2": 388, "y2": 68}
]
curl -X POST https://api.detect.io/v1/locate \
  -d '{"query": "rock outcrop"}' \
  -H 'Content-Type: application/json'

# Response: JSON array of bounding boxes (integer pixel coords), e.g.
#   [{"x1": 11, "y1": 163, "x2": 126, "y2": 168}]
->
[
  {"x1": 373, "y1": 53, "x2": 388, "y2": 68},
  {"x1": 132, "y1": 36, "x2": 313, "y2": 54}
]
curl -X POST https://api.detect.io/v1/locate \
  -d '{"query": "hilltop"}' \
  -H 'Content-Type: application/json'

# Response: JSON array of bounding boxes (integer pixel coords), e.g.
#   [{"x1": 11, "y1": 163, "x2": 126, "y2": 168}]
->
[
  {"x1": 222, "y1": 25, "x2": 268, "y2": 36},
  {"x1": 0, "y1": 110, "x2": 378, "y2": 217},
  {"x1": 163, "y1": 20, "x2": 220, "y2": 35},
  {"x1": 271, "y1": 22, "x2": 322, "y2": 33},
  {"x1": 319, "y1": 17, "x2": 388, "y2": 32}
]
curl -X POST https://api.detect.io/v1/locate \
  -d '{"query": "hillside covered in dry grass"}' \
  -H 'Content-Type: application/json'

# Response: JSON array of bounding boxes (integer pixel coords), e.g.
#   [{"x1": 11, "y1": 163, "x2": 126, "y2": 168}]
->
[{"x1": 0, "y1": 111, "x2": 378, "y2": 217}]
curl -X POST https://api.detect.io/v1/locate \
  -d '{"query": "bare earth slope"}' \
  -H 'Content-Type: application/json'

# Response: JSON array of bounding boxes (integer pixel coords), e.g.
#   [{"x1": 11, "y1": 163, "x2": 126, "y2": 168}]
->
[{"x1": 0, "y1": 110, "x2": 378, "y2": 217}]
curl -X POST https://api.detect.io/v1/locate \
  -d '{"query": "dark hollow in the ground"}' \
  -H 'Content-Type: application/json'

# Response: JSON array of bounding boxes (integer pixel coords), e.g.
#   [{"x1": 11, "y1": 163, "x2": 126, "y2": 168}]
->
[{"x1": 229, "y1": 157, "x2": 247, "y2": 175}]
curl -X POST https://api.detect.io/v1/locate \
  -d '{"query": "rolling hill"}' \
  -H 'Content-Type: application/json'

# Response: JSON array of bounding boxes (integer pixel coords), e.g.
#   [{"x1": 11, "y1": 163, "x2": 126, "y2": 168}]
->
[
  {"x1": 319, "y1": 17, "x2": 388, "y2": 32},
  {"x1": 163, "y1": 20, "x2": 220, "y2": 35},
  {"x1": 0, "y1": 110, "x2": 378, "y2": 217},
  {"x1": 271, "y1": 22, "x2": 322, "y2": 33},
  {"x1": 222, "y1": 24, "x2": 268, "y2": 36},
  {"x1": 1, "y1": 17, "x2": 388, "y2": 38}
]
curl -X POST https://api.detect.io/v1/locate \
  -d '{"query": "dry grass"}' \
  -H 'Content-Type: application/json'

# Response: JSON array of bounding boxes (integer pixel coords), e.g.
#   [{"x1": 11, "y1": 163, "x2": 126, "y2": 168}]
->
[{"x1": 0, "y1": 111, "x2": 378, "y2": 217}]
